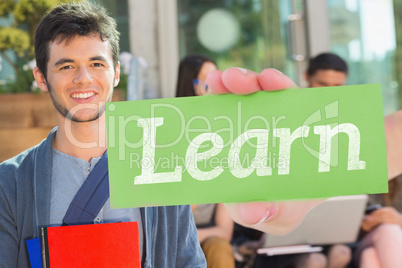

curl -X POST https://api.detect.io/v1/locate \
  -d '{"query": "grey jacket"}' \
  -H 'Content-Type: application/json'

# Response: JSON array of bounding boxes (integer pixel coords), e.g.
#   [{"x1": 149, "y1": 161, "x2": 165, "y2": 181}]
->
[{"x1": 0, "y1": 128, "x2": 206, "y2": 267}]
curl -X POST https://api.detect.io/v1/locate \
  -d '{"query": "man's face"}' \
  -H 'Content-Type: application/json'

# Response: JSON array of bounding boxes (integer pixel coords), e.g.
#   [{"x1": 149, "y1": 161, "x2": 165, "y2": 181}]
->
[
  {"x1": 34, "y1": 34, "x2": 120, "y2": 123},
  {"x1": 306, "y1": 69, "x2": 347, "y2": 88}
]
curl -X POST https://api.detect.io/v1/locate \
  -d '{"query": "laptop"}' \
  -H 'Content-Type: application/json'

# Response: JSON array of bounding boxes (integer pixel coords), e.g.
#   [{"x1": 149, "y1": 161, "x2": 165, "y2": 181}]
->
[{"x1": 258, "y1": 195, "x2": 368, "y2": 255}]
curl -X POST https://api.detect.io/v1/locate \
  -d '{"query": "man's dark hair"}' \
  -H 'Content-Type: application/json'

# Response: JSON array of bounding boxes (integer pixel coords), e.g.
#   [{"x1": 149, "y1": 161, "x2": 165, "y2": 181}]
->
[
  {"x1": 306, "y1": 53, "x2": 348, "y2": 76},
  {"x1": 35, "y1": 1, "x2": 120, "y2": 79},
  {"x1": 175, "y1": 54, "x2": 216, "y2": 97}
]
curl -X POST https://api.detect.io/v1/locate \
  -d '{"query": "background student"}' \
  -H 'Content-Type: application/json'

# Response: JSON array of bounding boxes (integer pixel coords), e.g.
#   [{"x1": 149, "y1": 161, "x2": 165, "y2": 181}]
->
[
  {"x1": 176, "y1": 54, "x2": 217, "y2": 97},
  {"x1": 306, "y1": 52, "x2": 402, "y2": 268}
]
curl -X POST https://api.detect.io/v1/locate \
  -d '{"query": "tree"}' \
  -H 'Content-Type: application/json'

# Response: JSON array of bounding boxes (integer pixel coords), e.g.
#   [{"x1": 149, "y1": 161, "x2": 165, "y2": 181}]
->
[{"x1": 0, "y1": 0, "x2": 70, "y2": 92}]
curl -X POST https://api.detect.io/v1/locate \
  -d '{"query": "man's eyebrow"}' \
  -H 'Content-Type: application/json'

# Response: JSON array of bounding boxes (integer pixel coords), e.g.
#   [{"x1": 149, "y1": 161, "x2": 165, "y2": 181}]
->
[
  {"x1": 90, "y1": 56, "x2": 108, "y2": 62},
  {"x1": 54, "y1": 58, "x2": 74, "y2": 67}
]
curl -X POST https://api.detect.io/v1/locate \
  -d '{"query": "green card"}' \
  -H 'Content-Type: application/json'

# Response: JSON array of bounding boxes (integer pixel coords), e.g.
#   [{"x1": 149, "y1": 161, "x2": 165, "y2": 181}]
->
[{"x1": 106, "y1": 84, "x2": 388, "y2": 208}]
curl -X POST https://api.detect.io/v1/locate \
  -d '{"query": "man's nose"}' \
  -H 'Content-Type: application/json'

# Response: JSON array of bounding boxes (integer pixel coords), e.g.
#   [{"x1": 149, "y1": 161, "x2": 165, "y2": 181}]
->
[{"x1": 73, "y1": 66, "x2": 93, "y2": 86}]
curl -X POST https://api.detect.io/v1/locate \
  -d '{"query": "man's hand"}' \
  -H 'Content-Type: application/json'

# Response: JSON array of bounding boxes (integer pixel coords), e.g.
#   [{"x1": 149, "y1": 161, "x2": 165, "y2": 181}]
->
[
  {"x1": 361, "y1": 207, "x2": 402, "y2": 232},
  {"x1": 223, "y1": 200, "x2": 323, "y2": 235},
  {"x1": 206, "y1": 67, "x2": 322, "y2": 235}
]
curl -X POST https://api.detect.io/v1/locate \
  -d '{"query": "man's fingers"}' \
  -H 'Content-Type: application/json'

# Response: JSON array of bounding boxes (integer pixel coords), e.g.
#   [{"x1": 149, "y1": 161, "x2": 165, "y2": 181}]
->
[
  {"x1": 224, "y1": 202, "x2": 278, "y2": 227},
  {"x1": 238, "y1": 202, "x2": 278, "y2": 225},
  {"x1": 206, "y1": 70, "x2": 230, "y2": 94},
  {"x1": 258, "y1": 68, "x2": 298, "y2": 91},
  {"x1": 221, "y1": 67, "x2": 261, "y2": 94},
  {"x1": 226, "y1": 200, "x2": 323, "y2": 235},
  {"x1": 207, "y1": 67, "x2": 298, "y2": 95}
]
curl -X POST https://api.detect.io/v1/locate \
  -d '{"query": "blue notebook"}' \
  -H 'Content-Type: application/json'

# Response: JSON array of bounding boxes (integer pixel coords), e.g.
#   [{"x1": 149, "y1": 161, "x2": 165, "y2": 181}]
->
[{"x1": 26, "y1": 238, "x2": 42, "y2": 268}]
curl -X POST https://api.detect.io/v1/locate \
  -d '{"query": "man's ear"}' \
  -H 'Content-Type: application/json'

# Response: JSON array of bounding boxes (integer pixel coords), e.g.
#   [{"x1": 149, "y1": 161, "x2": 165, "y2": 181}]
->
[
  {"x1": 113, "y1": 61, "x2": 121, "y2": 87},
  {"x1": 33, "y1": 67, "x2": 49, "y2": 92}
]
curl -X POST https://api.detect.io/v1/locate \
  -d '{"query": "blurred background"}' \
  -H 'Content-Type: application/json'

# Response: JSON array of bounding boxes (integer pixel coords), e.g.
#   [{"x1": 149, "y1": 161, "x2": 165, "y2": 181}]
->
[{"x1": 0, "y1": 0, "x2": 400, "y2": 160}]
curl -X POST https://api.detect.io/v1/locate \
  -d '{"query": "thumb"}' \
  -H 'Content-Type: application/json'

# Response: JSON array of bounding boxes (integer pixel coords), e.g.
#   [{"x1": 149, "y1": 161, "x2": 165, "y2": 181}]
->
[{"x1": 225, "y1": 202, "x2": 278, "y2": 226}]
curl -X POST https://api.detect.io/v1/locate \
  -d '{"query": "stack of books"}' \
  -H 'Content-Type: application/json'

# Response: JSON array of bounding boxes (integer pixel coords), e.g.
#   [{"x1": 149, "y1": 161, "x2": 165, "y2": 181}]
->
[{"x1": 27, "y1": 222, "x2": 140, "y2": 267}]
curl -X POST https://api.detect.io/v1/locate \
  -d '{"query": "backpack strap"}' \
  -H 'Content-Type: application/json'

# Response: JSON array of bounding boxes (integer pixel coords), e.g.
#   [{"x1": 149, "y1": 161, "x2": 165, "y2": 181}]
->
[{"x1": 62, "y1": 152, "x2": 109, "y2": 226}]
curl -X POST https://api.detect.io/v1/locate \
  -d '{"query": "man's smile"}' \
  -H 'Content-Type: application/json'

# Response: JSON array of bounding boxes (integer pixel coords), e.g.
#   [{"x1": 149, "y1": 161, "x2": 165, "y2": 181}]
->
[{"x1": 70, "y1": 91, "x2": 98, "y2": 101}]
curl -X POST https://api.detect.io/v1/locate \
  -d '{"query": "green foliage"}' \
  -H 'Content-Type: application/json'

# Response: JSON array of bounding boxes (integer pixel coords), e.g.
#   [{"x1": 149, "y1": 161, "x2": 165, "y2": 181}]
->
[
  {"x1": 0, "y1": 66, "x2": 38, "y2": 94},
  {"x1": 0, "y1": 27, "x2": 30, "y2": 57},
  {"x1": 0, "y1": 0, "x2": 73, "y2": 93},
  {"x1": 13, "y1": 0, "x2": 61, "y2": 23},
  {"x1": 11, "y1": 0, "x2": 72, "y2": 57},
  {"x1": 0, "y1": 0, "x2": 15, "y2": 17}
]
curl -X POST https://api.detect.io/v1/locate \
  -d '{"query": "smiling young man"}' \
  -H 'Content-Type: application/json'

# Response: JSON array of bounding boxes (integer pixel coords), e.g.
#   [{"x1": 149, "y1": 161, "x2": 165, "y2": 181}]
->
[
  {"x1": 0, "y1": 2, "x2": 361, "y2": 268},
  {"x1": 0, "y1": 2, "x2": 207, "y2": 267}
]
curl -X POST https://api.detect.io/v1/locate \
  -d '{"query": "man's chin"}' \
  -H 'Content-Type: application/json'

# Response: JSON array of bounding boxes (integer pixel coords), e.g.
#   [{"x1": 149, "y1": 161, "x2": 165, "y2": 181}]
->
[
  {"x1": 66, "y1": 112, "x2": 102, "y2": 123},
  {"x1": 72, "y1": 118, "x2": 99, "y2": 123}
]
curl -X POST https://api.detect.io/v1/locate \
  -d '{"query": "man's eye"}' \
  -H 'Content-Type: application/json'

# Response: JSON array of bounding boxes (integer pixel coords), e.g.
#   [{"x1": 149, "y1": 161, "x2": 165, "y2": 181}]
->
[
  {"x1": 93, "y1": 63, "x2": 104, "y2": 67},
  {"x1": 60, "y1": 65, "x2": 72, "y2": 70}
]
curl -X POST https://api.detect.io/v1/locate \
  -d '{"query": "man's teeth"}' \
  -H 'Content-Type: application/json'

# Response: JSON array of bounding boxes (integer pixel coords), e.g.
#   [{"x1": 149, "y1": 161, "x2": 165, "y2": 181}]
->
[{"x1": 71, "y1": 92, "x2": 95, "y2": 99}]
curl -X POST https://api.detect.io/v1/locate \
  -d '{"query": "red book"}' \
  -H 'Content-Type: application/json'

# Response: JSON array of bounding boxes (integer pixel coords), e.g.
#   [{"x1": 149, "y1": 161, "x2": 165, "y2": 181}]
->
[{"x1": 40, "y1": 222, "x2": 140, "y2": 267}]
